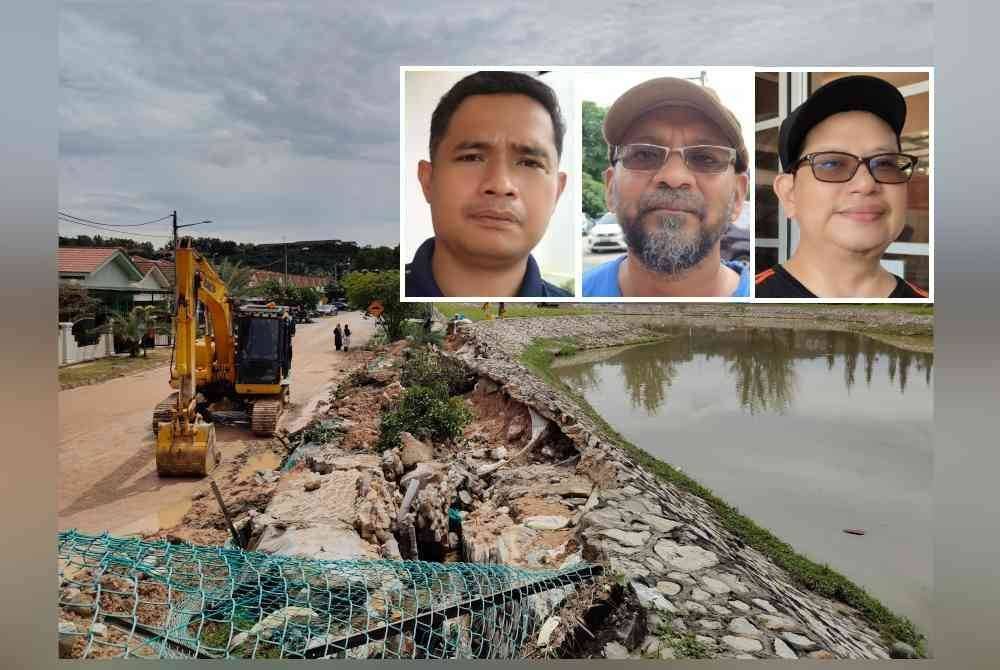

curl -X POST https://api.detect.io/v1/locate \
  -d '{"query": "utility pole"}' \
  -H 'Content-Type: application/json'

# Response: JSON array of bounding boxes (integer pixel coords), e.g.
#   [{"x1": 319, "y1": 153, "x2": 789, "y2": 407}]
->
[
  {"x1": 283, "y1": 236, "x2": 288, "y2": 287},
  {"x1": 172, "y1": 211, "x2": 212, "y2": 252}
]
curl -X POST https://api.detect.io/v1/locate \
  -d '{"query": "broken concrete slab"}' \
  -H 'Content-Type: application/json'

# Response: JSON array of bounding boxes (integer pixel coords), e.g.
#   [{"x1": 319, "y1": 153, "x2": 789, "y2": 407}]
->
[{"x1": 399, "y1": 432, "x2": 434, "y2": 468}]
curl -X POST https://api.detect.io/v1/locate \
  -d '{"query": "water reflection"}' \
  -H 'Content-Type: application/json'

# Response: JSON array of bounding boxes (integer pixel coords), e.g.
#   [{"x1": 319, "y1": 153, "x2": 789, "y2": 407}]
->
[
  {"x1": 553, "y1": 326, "x2": 933, "y2": 634},
  {"x1": 558, "y1": 327, "x2": 932, "y2": 416}
]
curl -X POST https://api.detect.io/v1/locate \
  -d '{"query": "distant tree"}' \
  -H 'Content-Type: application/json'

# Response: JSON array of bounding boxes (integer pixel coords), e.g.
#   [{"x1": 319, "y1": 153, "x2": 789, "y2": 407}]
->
[
  {"x1": 251, "y1": 278, "x2": 320, "y2": 311},
  {"x1": 582, "y1": 172, "x2": 607, "y2": 219},
  {"x1": 582, "y1": 101, "x2": 609, "y2": 181},
  {"x1": 215, "y1": 259, "x2": 255, "y2": 297},
  {"x1": 341, "y1": 270, "x2": 421, "y2": 341}
]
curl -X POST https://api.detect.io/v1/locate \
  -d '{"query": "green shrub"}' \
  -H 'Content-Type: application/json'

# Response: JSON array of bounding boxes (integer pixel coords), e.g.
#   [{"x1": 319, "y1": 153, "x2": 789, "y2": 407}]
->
[
  {"x1": 377, "y1": 384, "x2": 471, "y2": 452},
  {"x1": 401, "y1": 347, "x2": 473, "y2": 396}
]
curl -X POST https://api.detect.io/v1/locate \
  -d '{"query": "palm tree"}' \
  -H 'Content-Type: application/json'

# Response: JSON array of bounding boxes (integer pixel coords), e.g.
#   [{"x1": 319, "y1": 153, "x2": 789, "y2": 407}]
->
[
  {"x1": 216, "y1": 259, "x2": 255, "y2": 297},
  {"x1": 107, "y1": 306, "x2": 171, "y2": 357}
]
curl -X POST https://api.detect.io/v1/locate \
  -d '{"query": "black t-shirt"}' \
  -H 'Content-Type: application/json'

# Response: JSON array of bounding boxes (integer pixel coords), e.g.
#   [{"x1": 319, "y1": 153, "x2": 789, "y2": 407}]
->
[{"x1": 755, "y1": 264, "x2": 928, "y2": 298}]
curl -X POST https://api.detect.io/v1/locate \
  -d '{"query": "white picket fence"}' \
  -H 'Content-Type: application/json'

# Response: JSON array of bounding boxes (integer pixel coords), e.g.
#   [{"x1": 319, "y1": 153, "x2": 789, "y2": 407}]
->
[{"x1": 58, "y1": 322, "x2": 114, "y2": 367}]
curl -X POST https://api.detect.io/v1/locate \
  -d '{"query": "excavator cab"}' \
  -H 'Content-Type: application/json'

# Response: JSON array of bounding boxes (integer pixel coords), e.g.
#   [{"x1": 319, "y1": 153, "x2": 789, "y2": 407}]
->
[{"x1": 234, "y1": 305, "x2": 293, "y2": 435}]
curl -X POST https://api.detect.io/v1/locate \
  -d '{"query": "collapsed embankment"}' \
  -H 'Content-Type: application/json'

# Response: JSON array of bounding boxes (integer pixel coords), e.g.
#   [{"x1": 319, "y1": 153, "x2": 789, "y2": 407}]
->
[
  {"x1": 441, "y1": 306, "x2": 930, "y2": 660},
  {"x1": 61, "y1": 306, "x2": 928, "y2": 660}
]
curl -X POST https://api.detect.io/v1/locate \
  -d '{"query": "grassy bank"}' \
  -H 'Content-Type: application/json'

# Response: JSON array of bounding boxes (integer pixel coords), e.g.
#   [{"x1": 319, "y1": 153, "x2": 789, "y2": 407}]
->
[
  {"x1": 520, "y1": 336, "x2": 925, "y2": 655},
  {"x1": 59, "y1": 348, "x2": 172, "y2": 390},
  {"x1": 435, "y1": 303, "x2": 595, "y2": 322}
]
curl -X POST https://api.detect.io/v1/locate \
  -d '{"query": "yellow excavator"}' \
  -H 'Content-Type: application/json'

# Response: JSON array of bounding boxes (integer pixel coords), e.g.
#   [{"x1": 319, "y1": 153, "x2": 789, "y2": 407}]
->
[{"x1": 153, "y1": 238, "x2": 293, "y2": 476}]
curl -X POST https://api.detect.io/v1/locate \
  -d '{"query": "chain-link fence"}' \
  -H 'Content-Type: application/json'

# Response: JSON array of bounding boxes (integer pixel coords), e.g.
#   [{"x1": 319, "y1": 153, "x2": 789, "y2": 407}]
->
[{"x1": 57, "y1": 530, "x2": 601, "y2": 659}]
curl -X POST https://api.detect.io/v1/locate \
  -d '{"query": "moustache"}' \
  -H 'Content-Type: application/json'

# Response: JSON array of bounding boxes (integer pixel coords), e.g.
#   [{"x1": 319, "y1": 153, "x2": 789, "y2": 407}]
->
[{"x1": 638, "y1": 190, "x2": 706, "y2": 219}]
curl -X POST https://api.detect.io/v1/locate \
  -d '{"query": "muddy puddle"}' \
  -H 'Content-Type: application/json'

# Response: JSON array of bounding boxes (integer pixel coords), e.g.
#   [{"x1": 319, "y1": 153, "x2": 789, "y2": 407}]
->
[{"x1": 239, "y1": 451, "x2": 283, "y2": 479}]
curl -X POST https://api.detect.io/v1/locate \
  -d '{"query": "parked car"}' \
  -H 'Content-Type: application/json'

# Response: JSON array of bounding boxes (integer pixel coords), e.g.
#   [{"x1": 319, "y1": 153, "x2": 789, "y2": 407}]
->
[
  {"x1": 581, "y1": 213, "x2": 595, "y2": 237},
  {"x1": 586, "y1": 213, "x2": 627, "y2": 253}
]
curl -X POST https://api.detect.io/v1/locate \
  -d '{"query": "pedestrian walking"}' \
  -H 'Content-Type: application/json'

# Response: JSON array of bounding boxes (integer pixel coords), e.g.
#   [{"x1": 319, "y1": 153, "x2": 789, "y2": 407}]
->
[
  {"x1": 343, "y1": 324, "x2": 352, "y2": 351},
  {"x1": 333, "y1": 323, "x2": 343, "y2": 351}
]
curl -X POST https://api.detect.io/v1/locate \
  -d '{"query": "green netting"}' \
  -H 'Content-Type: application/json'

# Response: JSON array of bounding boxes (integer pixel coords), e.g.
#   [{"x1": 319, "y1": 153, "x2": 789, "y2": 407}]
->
[{"x1": 58, "y1": 530, "x2": 601, "y2": 659}]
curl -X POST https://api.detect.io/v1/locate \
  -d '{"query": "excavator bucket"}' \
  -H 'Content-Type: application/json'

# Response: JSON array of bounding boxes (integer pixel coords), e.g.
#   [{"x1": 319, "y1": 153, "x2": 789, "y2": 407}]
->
[{"x1": 155, "y1": 420, "x2": 220, "y2": 477}]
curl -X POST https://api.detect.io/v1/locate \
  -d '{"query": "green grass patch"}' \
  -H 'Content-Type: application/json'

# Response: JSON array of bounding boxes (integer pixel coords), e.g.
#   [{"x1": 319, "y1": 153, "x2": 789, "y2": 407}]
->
[
  {"x1": 519, "y1": 338, "x2": 926, "y2": 656},
  {"x1": 854, "y1": 303, "x2": 934, "y2": 316},
  {"x1": 59, "y1": 347, "x2": 172, "y2": 390},
  {"x1": 434, "y1": 303, "x2": 595, "y2": 322}
]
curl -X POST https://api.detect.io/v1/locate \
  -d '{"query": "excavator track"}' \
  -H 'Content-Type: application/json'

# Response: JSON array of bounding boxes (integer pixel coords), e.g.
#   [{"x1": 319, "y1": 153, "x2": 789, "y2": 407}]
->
[
  {"x1": 152, "y1": 392, "x2": 179, "y2": 436},
  {"x1": 250, "y1": 397, "x2": 283, "y2": 436}
]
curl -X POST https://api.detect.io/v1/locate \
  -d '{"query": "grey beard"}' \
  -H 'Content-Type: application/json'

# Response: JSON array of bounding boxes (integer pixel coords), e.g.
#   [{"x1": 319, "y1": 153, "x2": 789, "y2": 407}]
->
[{"x1": 622, "y1": 197, "x2": 734, "y2": 278}]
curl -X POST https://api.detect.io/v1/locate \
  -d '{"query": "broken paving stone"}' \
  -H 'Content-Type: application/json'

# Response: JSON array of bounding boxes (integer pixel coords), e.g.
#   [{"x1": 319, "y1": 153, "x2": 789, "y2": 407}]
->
[
  {"x1": 399, "y1": 432, "x2": 434, "y2": 468},
  {"x1": 536, "y1": 616, "x2": 560, "y2": 647},
  {"x1": 728, "y1": 617, "x2": 760, "y2": 637},
  {"x1": 667, "y1": 571, "x2": 696, "y2": 585},
  {"x1": 695, "y1": 635, "x2": 717, "y2": 647},
  {"x1": 710, "y1": 605, "x2": 732, "y2": 616},
  {"x1": 756, "y1": 614, "x2": 799, "y2": 631},
  {"x1": 698, "y1": 619, "x2": 722, "y2": 631},
  {"x1": 655, "y1": 581, "x2": 681, "y2": 596},
  {"x1": 523, "y1": 515, "x2": 570, "y2": 531},
  {"x1": 751, "y1": 598, "x2": 778, "y2": 614},
  {"x1": 630, "y1": 581, "x2": 676, "y2": 613},
  {"x1": 653, "y1": 540, "x2": 719, "y2": 572},
  {"x1": 645, "y1": 516, "x2": 683, "y2": 533},
  {"x1": 691, "y1": 588, "x2": 712, "y2": 602},
  {"x1": 604, "y1": 642, "x2": 629, "y2": 660},
  {"x1": 550, "y1": 475, "x2": 593, "y2": 498},
  {"x1": 722, "y1": 635, "x2": 763, "y2": 653},
  {"x1": 700, "y1": 576, "x2": 731, "y2": 595},
  {"x1": 399, "y1": 461, "x2": 446, "y2": 489},
  {"x1": 773, "y1": 637, "x2": 798, "y2": 659},
  {"x1": 684, "y1": 601, "x2": 708, "y2": 615},
  {"x1": 729, "y1": 600, "x2": 751, "y2": 613},
  {"x1": 716, "y1": 572, "x2": 750, "y2": 594},
  {"x1": 781, "y1": 632, "x2": 818, "y2": 651},
  {"x1": 600, "y1": 528, "x2": 650, "y2": 547},
  {"x1": 659, "y1": 646, "x2": 676, "y2": 659}
]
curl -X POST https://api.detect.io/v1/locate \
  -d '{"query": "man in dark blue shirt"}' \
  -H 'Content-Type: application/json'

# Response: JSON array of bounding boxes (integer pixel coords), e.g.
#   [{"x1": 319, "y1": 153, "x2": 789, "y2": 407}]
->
[{"x1": 405, "y1": 71, "x2": 570, "y2": 298}]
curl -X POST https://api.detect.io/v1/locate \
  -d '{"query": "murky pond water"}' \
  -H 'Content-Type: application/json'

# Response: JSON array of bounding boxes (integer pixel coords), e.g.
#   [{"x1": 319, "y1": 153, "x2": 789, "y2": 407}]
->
[{"x1": 553, "y1": 326, "x2": 932, "y2": 634}]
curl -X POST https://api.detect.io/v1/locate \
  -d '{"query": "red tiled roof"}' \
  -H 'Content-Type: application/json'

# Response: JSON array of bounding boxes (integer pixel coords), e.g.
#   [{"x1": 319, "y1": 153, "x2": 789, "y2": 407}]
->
[
  {"x1": 249, "y1": 269, "x2": 330, "y2": 289},
  {"x1": 132, "y1": 256, "x2": 175, "y2": 285},
  {"x1": 58, "y1": 247, "x2": 122, "y2": 274}
]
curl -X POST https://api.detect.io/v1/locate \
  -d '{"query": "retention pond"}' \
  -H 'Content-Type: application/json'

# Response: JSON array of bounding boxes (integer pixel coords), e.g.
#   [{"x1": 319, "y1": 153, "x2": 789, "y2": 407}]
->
[{"x1": 552, "y1": 325, "x2": 932, "y2": 635}]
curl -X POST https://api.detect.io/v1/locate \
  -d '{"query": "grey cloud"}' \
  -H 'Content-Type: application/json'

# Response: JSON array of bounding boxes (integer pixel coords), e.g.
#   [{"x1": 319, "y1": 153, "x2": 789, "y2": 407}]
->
[{"x1": 59, "y1": 1, "x2": 931, "y2": 245}]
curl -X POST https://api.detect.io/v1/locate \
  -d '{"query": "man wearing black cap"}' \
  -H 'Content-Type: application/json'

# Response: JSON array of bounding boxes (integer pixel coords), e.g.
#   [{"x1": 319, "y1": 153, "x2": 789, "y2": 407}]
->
[
  {"x1": 583, "y1": 77, "x2": 750, "y2": 298},
  {"x1": 406, "y1": 71, "x2": 570, "y2": 298},
  {"x1": 756, "y1": 75, "x2": 928, "y2": 299}
]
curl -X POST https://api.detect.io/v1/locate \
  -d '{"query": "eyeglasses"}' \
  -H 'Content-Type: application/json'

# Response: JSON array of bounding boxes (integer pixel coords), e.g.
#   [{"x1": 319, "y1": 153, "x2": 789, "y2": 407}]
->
[
  {"x1": 611, "y1": 143, "x2": 737, "y2": 174},
  {"x1": 792, "y1": 151, "x2": 919, "y2": 184}
]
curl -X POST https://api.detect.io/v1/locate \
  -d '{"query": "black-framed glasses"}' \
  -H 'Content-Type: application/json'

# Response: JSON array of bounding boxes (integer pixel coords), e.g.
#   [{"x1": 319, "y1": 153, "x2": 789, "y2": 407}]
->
[
  {"x1": 792, "y1": 151, "x2": 919, "y2": 184},
  {"x1": 612, "y1": 143, "x2": 737, "y2": 174}
]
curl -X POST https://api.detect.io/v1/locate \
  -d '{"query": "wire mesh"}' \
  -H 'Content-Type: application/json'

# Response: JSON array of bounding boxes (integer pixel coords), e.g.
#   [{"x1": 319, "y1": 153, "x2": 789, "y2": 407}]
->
[{"x1": 57, "y1": 530, "x2": 601, "y2": 659}]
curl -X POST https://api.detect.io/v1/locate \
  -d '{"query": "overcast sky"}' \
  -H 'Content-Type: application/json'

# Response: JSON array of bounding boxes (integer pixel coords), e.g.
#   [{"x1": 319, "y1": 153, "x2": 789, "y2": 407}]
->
[{"x1": 58, "y1": 1, "x2": 931, "y2": 246}]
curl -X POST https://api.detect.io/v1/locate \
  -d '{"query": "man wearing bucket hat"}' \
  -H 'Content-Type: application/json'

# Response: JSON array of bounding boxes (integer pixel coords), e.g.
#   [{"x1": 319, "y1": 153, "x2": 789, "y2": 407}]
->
[
  {"x1": 755, "y1": 75, "x2": 928, "y2": 298},
  {"x1": 582, "y1": 76, "x2": 751, "y2": 297}
]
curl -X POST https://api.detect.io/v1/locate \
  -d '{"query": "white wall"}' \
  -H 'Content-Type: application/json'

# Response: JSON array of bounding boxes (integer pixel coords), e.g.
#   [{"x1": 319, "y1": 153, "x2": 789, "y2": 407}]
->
[
  {"x1": 402, "y1": 70, "x2": 576, "y2": 286},
  {"x1": 59, "y1": 322, "x2": 114, "y2": 366}
]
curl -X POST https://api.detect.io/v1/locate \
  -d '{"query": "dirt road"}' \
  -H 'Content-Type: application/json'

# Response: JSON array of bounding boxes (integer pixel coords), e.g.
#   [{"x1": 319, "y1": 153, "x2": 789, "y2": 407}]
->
[{"x1": 58, "y1": 313, "x2": 373, "y2": 535}]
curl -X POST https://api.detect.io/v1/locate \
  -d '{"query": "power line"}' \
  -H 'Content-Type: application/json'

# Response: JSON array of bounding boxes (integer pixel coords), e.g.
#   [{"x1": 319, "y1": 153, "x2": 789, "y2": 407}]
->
[
  {"x1": 59, "y1": 218, "x2": 173, "y2": 239},
  {"x1": 58, "y1": 210, "x2": 172, "y2": 227}
]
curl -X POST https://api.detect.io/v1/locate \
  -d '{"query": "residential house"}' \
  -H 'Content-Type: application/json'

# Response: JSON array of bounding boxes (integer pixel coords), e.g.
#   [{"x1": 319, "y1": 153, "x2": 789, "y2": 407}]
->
[{"x1": 58, "y1": 247, "x2": 172, "y2": 314}]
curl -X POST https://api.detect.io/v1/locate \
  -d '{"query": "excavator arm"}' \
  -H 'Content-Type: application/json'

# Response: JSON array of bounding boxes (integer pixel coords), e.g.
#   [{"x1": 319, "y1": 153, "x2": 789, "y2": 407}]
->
[{"x1": 155, "y1": 238, "x2": 226, "y2": 476}]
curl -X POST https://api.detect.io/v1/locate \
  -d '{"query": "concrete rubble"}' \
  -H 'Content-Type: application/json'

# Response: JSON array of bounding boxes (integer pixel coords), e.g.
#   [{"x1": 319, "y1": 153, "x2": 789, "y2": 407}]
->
[{"x1": 146, "y1": 313, "x2": 919, "y2": 660}]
